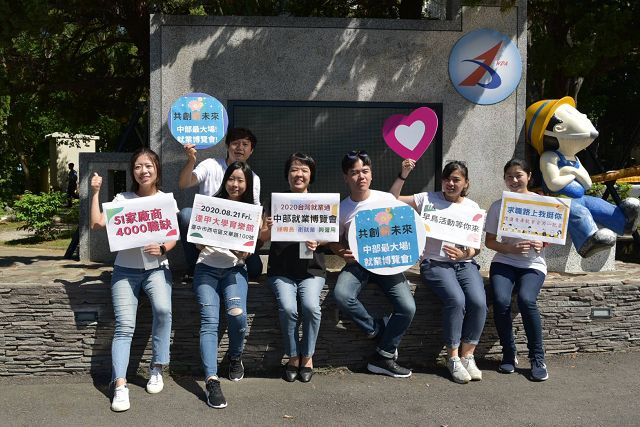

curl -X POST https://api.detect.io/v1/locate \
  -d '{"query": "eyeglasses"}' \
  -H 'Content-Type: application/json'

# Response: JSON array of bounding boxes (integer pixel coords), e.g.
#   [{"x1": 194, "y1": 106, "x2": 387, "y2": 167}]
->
[{"x1": 345, "y1": 150, "x2": 369, "y2": 160}]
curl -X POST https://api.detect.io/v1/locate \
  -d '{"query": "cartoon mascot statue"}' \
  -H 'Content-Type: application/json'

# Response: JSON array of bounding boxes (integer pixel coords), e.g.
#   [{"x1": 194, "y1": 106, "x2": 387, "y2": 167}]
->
[{"x1": 525, "y1": 96, "x2": 640, "y2": 258}]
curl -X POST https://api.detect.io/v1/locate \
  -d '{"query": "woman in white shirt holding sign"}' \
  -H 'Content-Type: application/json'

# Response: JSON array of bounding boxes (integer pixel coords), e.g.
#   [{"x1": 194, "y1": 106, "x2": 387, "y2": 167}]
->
[
  {"x1": 192, "y1": 161, "x2": 256, "y2": 409},
  {"x1": 484, "y1": 158, "x2": 548, "y2": 382},
  {"x1": 391, "y1": 159, "x2": 487, "y2": 384},
  {"x1": 90, "y1": 148, "x2": 176, "y2": 412}
]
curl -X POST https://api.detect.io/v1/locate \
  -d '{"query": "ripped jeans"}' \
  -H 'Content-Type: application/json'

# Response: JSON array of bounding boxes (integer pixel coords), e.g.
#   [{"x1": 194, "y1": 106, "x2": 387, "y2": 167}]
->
[{"x1": 193, "y1": 263, "x2": 248, "y2": 379}]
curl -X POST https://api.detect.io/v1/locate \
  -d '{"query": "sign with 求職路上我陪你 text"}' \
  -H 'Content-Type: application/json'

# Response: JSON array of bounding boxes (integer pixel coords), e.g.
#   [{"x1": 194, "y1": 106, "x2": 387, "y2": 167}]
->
[{"x1": 497, "y1": 191, "x2": 571, "y2": 245}]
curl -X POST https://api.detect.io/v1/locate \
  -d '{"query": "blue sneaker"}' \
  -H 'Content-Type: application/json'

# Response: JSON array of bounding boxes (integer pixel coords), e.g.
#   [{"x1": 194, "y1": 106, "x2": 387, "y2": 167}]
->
[
  {"x1": 530, "y1": 357, "x2": 549, "y2": 381},
  {"x1": 498, "y1": 356, "x2": 518, "y2": 374}
]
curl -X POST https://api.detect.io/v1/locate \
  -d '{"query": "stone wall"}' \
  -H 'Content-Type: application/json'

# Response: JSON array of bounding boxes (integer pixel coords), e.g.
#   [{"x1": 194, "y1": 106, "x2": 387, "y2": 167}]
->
[{"x1": 2, "y1": 266, "x2": 639, "y2": 377}]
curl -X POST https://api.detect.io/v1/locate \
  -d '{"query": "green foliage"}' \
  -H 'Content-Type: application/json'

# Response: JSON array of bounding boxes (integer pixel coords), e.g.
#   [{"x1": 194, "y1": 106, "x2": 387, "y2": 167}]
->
[
  {"x1": 586, "y1": 182, "x2": 632, "y2": 202},
  {"x1": 13, "y1": 191, "x2": 65, "y2": 240},
  {"x1": 527, "y1": 0, "x2": 640, "y2": 169}
]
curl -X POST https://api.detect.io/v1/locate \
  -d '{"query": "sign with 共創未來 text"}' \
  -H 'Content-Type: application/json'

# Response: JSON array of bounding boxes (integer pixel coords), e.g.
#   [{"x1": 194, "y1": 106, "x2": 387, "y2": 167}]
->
[
  {"x1": 103, "y1": 193, "x2": 179, "y2": 252},
  {"x1": 270, "y1": 193, "x2": 340, "y2": 242},
  {"x1": 497, "y1": 191, "x2": 571, "y2": 244},
  {"x1": 348, "y1": 200, "x2": 426, "y2": 275},
  {"x1": 187, "y1": 194, "x2": 263, "y2": 252}
]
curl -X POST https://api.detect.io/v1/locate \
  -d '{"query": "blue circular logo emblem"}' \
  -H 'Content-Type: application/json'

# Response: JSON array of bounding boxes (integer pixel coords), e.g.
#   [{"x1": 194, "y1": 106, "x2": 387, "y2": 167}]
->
[
  {"x1": 448, "y1": 28, "x2": 522, "y2": 105},
  {"x1": 168, "y1": 93, "x2": 228, "y2": 150}
]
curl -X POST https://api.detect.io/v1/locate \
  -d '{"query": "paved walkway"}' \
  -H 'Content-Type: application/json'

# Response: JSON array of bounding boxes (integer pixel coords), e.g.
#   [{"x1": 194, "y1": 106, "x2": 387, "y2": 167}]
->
[{"x1": 0, "y1": 351, "x2": 638, "y2": 426}]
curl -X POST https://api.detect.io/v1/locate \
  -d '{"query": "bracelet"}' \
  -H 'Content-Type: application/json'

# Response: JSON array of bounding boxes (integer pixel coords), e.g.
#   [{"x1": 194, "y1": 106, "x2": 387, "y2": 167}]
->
[
  {"x1": 397, "y1": 173, "x2": 406, "y2": 181},
  {"x1": 159, "y1": 245, "x2": 166, "y2": 256}
]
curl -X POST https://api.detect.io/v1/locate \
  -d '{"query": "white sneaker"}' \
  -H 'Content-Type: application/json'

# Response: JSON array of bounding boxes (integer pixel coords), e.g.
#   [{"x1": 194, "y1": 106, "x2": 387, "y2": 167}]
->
[
  {"x1": 146, "y1": 366, "x2": 164, "y2": 394},
  {"x1": 111, "y1": 384, "x2": 130, "y2": 412},
  {"x1": 447, "y1": 356, "x2": 471, "y2": 384},
  {"x1": 461, "y1": 355, "x2": 482, "y2": 381}
]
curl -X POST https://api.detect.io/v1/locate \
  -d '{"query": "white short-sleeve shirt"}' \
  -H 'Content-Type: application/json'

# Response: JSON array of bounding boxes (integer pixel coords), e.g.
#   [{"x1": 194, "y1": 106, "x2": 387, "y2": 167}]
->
[
  {"x1": 338, "y1": 190, "x2": 396, "y2": 247},
  {"x1": 193, "y1": 157, "x2": 261, "y2": 205}
]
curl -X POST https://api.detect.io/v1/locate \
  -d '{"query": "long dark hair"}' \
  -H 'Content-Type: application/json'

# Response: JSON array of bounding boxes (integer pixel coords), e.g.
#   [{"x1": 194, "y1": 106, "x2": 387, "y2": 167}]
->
[
  {"x1": 214, "y1": 161, "x2": 254, "y2": 204},
  {"x1": 442, "y1": 160, "x2": 469, "y2": 197},
  {"x1": 130, "y1": 147, "x2": 161, "y2": 193}
]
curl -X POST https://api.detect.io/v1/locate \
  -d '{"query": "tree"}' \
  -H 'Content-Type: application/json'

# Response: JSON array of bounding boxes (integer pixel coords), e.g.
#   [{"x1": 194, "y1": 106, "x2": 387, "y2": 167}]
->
[{"x1": 527, "y1": 0, "x2": 640, "y2": 168}]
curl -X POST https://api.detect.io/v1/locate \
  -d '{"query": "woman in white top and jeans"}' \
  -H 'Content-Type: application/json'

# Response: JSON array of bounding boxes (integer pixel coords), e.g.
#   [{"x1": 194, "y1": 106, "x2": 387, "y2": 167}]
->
[
  {"x1": 485, "y1": 158, "x2": 549, "y2": 381},
  {"x1": 391, "y1": 159, "x2": 487, "y2": 384},
  {"x1": 192, "y1": 161, "x2": 257, "y2": 409},
  {"x1": 90, "y1": 148, "x2": 176, "y2": 412}
]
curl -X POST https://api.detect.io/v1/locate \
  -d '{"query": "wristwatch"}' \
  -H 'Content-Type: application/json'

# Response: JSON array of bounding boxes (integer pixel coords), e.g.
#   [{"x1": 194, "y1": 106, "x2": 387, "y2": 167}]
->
[{"x1": 159, "y1": 245, "x2": 166, "y2": 256}]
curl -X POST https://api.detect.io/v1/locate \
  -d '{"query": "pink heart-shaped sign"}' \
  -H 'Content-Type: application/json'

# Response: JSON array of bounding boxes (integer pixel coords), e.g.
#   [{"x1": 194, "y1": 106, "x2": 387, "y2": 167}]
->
[{"x1": 382, "y1": 107, "x2": 438, "y2": 160}]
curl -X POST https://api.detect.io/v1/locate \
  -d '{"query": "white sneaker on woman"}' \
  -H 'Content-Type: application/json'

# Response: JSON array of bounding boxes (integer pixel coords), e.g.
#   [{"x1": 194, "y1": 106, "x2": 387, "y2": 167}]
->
[
  {"x1": 461, "y1": 355, "x2": 482, "y2": 381},
  {"x1": 146, "y1": 366, "x2": 164, "y2": 394},
  {"x1": 111, "y1": 384, "x2": 130, "y2": 412},
  {"x1": 447, "y1": 356, "x2": 471, "y2": 384}
]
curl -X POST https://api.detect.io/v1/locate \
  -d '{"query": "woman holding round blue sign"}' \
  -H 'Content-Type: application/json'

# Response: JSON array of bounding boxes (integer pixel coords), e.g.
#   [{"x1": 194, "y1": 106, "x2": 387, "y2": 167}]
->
[
  {"x1": 261, "y1": 153, "x2": 326, "y2": 383},
  {"x1": 90, "y1": 148, "x2": 176, "y2": 412},
  {"x1": 484, "y1": 159, "x2": 549, "y2": 382},
  {"x1": 391, "y1": 159, "x2": 487, "y2": 384},
  {"x1": 192, "y1": 161, "x2": 256, "y2": 409}
]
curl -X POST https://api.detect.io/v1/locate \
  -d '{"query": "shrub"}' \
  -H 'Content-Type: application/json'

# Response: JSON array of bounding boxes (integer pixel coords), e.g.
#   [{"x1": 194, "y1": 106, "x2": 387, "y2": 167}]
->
[
  {"x1": 14, "y1": 191, "x2": 65, "y2": 240},
  {"x1": 586, "y1": 182, "x2": 632, "y2": 201}
]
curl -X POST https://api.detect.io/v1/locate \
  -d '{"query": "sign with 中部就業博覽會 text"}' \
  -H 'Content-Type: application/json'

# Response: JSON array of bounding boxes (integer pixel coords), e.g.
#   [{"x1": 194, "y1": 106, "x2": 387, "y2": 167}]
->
[
  {"x1": 348, "y1": 200, "x2": 426, "y2": 275},
  {"x1": 270, "y1": 193, "x2": 340, "y2": 242},
  {"x1": 103, "y1": 193, "x2": 179, "y2": 252},
  {"x1": 168, "y1": 93, "x2": 228, "y2": 150},
  {"x1": 187, "y1": 194, "x2": 263, "y2": 252},
  {"x1": 497, "y1": 191, "x2": 571, "y2": 244},
  {"x1": 420, "y1": 201, "x2": 486, "y2": 249}
]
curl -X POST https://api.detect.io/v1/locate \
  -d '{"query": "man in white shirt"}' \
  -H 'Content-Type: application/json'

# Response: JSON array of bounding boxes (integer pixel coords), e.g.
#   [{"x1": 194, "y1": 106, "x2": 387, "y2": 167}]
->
[
  {"x1": 329, "y1": 150, "x2": 416, "y2": 378},
  {"x1": 177, "y1": 128, "x2": 262, "y2": 279}
]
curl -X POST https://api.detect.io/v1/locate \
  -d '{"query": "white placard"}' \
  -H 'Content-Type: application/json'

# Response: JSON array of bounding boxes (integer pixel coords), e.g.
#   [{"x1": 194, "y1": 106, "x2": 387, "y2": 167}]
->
[
  {"x1": 496, "y1": 191, "x2": 571, "y2": 245},
  {"x1": 420, "y1": 202, "x2": 486, "y2": 249},
  {"x1": 187, "y1": 194, "x2": 263, "y2": 253},
  {"x1": 270, "y1": 193, "x2": 340, "y2": 242},
  {"x1": 103, "y1": 193, "x2": 179, "y2": 252}
]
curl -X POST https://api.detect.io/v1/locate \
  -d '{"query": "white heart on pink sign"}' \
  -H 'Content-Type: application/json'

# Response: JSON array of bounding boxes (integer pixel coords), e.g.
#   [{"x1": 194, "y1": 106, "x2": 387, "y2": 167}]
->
[{"x1": 394, "y1": 121, "x2": 425, "y2": 151}]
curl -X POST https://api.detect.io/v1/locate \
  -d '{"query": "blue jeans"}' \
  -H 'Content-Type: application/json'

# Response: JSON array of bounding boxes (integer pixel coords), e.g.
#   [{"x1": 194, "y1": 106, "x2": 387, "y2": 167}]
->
[
  {"x1": 490, "y1": 262, "x2": 546, "y2": 359},
  {"x1": 333, "y1": 263, "x2": 415, "y2": 358},
  {"x1": 193, "y1": 263, "x2": 248, "y2": 378},
  {"x1": 267, "y1": 275, "x2": 325, "y2": 358},
  {"x1": 179, "y1": 206, "x2": 263, "y2": 279},
  {"x1": 567, "y1": 195, "x2": 625, "y2": 251},
  {"x1": 110, "y1": 265, "x2": 172, "y2": 382},
  {"x1": 420, "y1": 259, "x2": 487, "y2": 349}
]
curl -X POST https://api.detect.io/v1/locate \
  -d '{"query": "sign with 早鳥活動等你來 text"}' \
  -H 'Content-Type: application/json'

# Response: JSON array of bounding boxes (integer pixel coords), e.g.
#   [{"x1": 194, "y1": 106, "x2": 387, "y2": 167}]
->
[
  {"x1": 103, "y1": 193, "x2": 179, "y2": 252},
  {"x1": 420, "y1": 201, "x2": 486, "y2": 249},
  {"x1": 187, "y1": 194, "x2": 263, "y2": 252},
  {"x1": 497, "y1": 191, "x2": 571, "y2": 245},
  {"x1": 348, "y1": 200, "x2": 426, "y2": 275},
  {"x1": 270, "y1": 193, "x2": 340, "y2": 242}
]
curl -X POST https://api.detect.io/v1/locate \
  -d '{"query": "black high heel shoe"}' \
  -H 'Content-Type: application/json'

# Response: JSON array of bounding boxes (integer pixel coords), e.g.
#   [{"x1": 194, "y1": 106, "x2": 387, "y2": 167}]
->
[
  {"x1": 298, "y1": 366, "x2": 313, "y2": 383},
  {"x1": 283, "y1": 364, "x2": 298, "y2": 382}
]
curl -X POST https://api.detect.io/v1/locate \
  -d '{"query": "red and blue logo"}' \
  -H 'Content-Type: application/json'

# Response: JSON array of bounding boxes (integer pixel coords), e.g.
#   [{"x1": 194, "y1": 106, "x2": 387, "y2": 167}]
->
[{"x1": 449, "y1": 29, "x2": 522, "y2": 105}]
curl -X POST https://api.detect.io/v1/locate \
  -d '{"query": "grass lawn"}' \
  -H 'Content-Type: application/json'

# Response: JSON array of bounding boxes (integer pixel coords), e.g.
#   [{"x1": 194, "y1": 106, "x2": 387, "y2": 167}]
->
[{"x1": 0, "y1": 221, "x2": 74, "y2": 251}]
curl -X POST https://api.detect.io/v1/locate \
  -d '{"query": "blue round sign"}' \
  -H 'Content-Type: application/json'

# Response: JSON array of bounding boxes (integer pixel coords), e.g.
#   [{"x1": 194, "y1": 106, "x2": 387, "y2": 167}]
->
[
  {"x1": 448, "y1": 28, "x2": 522, "y2": 105},
  {"x1": 168, "y1": 93, "x2": 228, "y2": 149}
]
